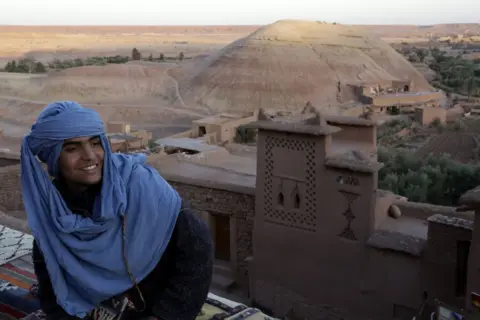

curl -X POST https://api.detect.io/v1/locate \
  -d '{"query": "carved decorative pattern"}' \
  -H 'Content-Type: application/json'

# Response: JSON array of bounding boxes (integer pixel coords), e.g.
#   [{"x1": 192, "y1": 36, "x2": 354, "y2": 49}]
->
[
  {"x1": 336, "y1": 175, "x2": 359, "y2": 186},
  {"x1": 338, "y1": 190, "x2": 359, "y2": 241},
  {"x1": 264, "y1": 136, "x2": 316, "y2": 232}
]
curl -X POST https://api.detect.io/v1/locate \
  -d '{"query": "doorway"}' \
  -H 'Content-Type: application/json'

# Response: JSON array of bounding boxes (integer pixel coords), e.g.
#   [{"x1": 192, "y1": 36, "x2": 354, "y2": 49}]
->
[
  {"x1": 198, "y1": 126, "x2": 206, "y2": 137},
  {"x1": 213, "y1": 214, "x2": 231, "y2": 261}
]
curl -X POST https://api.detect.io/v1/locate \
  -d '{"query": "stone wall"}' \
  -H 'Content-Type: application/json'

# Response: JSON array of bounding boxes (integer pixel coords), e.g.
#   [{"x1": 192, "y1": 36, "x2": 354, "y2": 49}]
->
[
  {"x1": 252, "y1": 279, "x2": 348, "y2": 320},
  {"x1": 393, "y1": 200, "x2": 474, "y2": 220},
  {"x1": 0, "y1": 158, "x2": 20, "y2": 167},
  {"x1": 0, "y1": 164, "x2": 23, "y2": 211},
  {"x1": 168, "y1": 181, "x2": 255, "y2": 290}
]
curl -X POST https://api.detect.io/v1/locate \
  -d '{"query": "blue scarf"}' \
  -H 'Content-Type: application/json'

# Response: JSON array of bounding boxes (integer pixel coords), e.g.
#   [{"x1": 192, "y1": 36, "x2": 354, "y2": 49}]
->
[{"x1": 21, "y1": 101, "x2": 181, "y2": 318}]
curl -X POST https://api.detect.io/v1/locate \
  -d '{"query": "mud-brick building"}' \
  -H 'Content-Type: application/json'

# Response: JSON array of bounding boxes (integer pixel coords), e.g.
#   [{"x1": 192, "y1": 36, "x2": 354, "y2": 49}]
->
[
  {"x1": 151, "y1": 110, "x2": 480, "y2": 319},
  {"x1": 2, "y1": 109, "x2": 480, "y2": 319},
  {"x1": 242, "y1": 111, "x2": 480, "y2": 320}
]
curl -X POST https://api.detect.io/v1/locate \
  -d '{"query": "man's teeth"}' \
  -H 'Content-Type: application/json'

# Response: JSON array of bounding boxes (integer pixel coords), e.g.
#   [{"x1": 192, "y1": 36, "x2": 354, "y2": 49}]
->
[{"x1": 83, "y1": 165, "x2": 96, "y2": 171}]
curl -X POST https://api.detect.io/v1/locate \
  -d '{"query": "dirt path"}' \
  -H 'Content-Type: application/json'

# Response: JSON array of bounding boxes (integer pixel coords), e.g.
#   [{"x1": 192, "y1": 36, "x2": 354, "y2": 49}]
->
[{"x1": 164, "y1": 66, "x2": 189, "y2": 109}]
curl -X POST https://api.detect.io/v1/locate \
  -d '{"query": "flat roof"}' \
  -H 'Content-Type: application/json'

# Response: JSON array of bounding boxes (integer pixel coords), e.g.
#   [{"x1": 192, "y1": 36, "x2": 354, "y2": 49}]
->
[
  {"x1": 158, "y1": 159, "x2": 256, "y2": 195},
  {"x1": 193, "y1": 113, "x2": 252, "y2": 125},
  {"x1": 376, "y1": 91, "x2": 442, "y2": 99},
  {"x1": 0, "y1": 151, "x2": 20, "y2": 160},
  {"x1": 245, "y1": 117, "x2": 341, "y2": 136},
  {"x1": 367, "y1": 216, "x2": 428, "y2": 257},
  {"x1": 155, "y1": 138, "x2": 220, "y2": 153},
  {"x1": 427, "y1": 214, "x2": 474, "y2": 230},
  {"x1": 107, "y1": 133, "x2": 139, "y2": 141},
  {"x1": 325, "y1": 115, "x2": 378, "y2": 127}
]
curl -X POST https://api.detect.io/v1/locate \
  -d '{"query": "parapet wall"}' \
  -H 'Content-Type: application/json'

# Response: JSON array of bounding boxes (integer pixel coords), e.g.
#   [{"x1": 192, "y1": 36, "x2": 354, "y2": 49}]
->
[
  {"x1": 167, "y1": 180, "x2": 255, "y2": 290},
  {"x1": 393, "y1": 200, "x2": 474, "y2": 221},
  {"x1": 369, "y1": 92, "x2": 443, "y2": 107},
  {"x1": 0, "y1": 164, "x2": 23, "y2": 211}
]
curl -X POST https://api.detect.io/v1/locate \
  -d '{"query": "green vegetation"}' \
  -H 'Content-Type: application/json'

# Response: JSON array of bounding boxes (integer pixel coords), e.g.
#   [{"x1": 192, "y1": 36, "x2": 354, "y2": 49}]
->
[
  {"x1": 428, "y1": 47, "x2": 480, "y2": 98},
  {"x1": 2, "y1": 48, "x2": 190, "y2": 74},
  {"x1": 47, "y1": 55, "x2": 130, "y2": 70},
  {"x1": 398, "y1": 46, "x2": 480, "y2": 98},
  {"x1": 378, "y1": 147, "x2": 480, "y2": 206},
  {"x1": 377, "y1": 119, "x2": 412, "y2": 142},
  {"x1": 4, "y1": 59, "x2": 46, "y2": 73},
  {"x1": 376, "y1": 117, "x2": 480, "y2": 205},
  {"x1": 132, "y1": 48, "x2": 141, "y2": 61},
  {"x1": 234, "y1": 126, "x2": 257, "y2": 144}
]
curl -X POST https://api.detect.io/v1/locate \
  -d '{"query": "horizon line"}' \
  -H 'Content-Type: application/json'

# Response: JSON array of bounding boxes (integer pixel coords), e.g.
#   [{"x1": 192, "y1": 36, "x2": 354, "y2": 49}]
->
[{"x1": 0, "y1": 21, "x2": 479, "y2": 28}]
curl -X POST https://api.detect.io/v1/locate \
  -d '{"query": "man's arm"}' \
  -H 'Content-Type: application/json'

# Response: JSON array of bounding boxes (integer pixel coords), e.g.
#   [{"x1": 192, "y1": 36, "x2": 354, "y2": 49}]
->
[
  {"x1": 149, "y1": 204, "x2": 213, "y2": 320},
  {"x1": 32, "y1": 240, "x2": 79, "y2": 320}
]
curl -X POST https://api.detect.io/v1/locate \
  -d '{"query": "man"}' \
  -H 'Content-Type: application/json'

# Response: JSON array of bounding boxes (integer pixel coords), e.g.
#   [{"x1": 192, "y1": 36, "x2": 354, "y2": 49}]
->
[{"x1": 21, "y1": 101, "x2": 213, "y2": 320}]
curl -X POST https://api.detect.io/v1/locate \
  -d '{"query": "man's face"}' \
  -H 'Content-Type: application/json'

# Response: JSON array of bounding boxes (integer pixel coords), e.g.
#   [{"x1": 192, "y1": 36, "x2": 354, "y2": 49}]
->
[{"x1": 58, "y1": 136, "x2": 104, "y2": 190}]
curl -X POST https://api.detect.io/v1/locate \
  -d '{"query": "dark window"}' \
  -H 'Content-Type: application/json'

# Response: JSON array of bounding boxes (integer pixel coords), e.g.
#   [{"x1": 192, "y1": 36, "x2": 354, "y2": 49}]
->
[
  {"x1": 294, "y1": 193, "x2": 300, "y2": 209},
  {"x1": 456, "y1": 240, "x2": 471, "y2": 297},
  {"x1": 277, "y1": 192, "x2": 284, "y2": 206}
]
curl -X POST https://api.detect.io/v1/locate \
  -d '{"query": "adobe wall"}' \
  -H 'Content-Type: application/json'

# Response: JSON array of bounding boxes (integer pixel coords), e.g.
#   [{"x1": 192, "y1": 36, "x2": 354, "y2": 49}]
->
[
  {"x1": 168, "y1": 181, "x2": 255, "y2": 290},
  {"x1": 370, "y1": 92, "x2": 443, "y2": 107},
  {"x1": 218, "y1": 116, "x2": 257, "y2": 143},
  {"x1": 0, "y1": 165, "x2": 23, "y2": 211},
  {"x1": 414, "y1": 106, "x2": 447, "y2": 125},
  {"x1": 106, "y1": 122, "x2": 130, "y2": 134},
  {"x1": 165, "y1": 129, "x2": 195, "y2": 139},
  {"x1": 422, "y1": 215, "x2": 473, "y2": 309},
  {"x1": 0, "y1": 158, "x2": 20, "y2": 167},
  {"x1": 393, "y1": 200, "x2": 474, "y2": 221}
]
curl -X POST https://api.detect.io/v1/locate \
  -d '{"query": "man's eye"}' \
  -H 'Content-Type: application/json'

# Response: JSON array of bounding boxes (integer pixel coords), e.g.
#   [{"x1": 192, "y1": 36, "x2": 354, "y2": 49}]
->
[
  {"x1": 92, "y1": 140, "x2": 102, "y2": 146},
  {"x1": 64, "y1": 147, "x2": 76, "y2": 152}
]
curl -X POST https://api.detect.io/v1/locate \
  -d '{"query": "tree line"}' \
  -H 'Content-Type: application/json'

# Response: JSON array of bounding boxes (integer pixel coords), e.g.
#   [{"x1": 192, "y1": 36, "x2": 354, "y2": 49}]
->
[
  {"x1": 130, "y1": 48, "x2": 186, "y2": 62},
  {"x1": 2, "y1": 48, "x2": 188, "y2": 73},
  {"x1": 378, "y1": 146, "x2": 480, "y2": 206}
]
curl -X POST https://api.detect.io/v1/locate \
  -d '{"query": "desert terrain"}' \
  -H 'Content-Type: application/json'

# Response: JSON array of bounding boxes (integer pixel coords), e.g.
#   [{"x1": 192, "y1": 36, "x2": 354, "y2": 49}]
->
[{"x1": 0, "y1": 20, "x2": 479, "y2": 153}]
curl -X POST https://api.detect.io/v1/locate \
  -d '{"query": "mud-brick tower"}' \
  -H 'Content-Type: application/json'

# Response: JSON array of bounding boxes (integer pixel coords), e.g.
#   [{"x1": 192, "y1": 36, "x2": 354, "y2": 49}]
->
[{"x1": 246, "y1": 110, "x2": 383, "y2": 319}]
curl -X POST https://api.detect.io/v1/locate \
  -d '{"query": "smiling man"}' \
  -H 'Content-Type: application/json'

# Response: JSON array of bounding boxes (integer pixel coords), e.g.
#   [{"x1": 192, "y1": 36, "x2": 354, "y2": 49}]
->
[
  {"x1": 59, "y1": 136, "x2": 104, "y2": 189},
  {"x1": 21, "y1": 101, "x2": 213, "y2": 320}
]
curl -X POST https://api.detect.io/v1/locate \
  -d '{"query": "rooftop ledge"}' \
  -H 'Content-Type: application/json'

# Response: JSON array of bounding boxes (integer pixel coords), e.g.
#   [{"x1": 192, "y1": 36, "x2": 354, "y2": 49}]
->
[
  {"x1": 245, "y1": 120, "x2": 341, "y2": 136},
  {"x1": 325, "y1": 115, "x2": 379, "y2": 127},
  {"x1": 459, "y1": 186, "x2": 480, "y2": 207}
]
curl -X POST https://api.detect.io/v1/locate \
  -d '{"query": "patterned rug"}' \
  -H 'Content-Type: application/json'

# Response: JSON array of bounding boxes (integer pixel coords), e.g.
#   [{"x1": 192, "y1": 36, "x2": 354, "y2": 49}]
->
[
  {"x1": 0, "y1": 226, "x2": 275, "y2": 319},
  {"x1": 0, "y1": 226, "x2": 33, "y2": 267},
  {"x1": 0, "y1": 242, "x2": 37, "y2": 319}
]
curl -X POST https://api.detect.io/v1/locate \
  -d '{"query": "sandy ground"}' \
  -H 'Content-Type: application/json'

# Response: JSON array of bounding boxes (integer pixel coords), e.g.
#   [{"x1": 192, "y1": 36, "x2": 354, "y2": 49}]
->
[
  {"x1": 0, "y1": 26, "x2": 256, "y2": 65},
  {"x1": 0, "y1": 61, "x2": 211, "y2": 150}
]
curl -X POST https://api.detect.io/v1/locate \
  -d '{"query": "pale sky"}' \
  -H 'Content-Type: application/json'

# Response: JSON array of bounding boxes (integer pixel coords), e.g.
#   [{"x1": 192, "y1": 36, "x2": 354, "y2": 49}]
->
[{"x1": 1, "y1": 0, "x2": 479, "y2": 25}]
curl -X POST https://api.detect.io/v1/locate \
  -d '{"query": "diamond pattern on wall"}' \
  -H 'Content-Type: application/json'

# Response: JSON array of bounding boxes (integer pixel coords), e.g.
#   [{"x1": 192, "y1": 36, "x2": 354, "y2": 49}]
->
[
  {"x1": 263, "y1": 135, "x2": 316, "y2": 232},
  {"x1": 338, "y1": 190, "x2": 359, "y2": 241}
]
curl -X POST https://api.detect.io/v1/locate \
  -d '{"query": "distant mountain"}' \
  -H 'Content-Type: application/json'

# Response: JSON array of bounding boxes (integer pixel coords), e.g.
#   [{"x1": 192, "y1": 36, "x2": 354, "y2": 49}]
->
[{"x1": 177, "y1": 19, "x2": 433, "y2": 113}]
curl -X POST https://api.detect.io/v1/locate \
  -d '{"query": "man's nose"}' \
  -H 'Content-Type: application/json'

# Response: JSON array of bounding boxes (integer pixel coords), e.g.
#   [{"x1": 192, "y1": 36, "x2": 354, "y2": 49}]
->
[{"x1": 81, "y1": 145, "x2": 96, "y2": 160}]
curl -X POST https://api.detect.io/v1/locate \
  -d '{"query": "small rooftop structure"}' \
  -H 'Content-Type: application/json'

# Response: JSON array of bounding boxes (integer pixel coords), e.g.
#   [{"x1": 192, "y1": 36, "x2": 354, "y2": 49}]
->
[
  {"x1": 155, "y1": 138, "x2": 221, "y2": 154},
  {"x1": 244, "y1": 113, "x2": 341, "y2": 136},
  {"x1": 191, "y1": 112, "x2": 257, "y2": 144}
]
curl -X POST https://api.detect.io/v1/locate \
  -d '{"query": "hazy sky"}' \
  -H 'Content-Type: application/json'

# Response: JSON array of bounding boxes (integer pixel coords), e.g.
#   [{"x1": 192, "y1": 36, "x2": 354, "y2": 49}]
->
[{"x1": 1, "y1": 0, "x2": 479, "y2": 25}]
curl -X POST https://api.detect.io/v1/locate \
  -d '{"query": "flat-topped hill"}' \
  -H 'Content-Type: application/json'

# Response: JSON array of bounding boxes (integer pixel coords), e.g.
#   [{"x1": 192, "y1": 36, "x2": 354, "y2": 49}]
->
[{"x1": 177, "y1": 19, "x2": 434, "y2": 113}]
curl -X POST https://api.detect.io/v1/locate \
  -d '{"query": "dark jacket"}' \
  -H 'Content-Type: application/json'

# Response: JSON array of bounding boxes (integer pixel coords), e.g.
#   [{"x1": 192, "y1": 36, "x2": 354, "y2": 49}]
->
[{"x1": 32, "y1": 179, "x2": 213, "y2": 320}]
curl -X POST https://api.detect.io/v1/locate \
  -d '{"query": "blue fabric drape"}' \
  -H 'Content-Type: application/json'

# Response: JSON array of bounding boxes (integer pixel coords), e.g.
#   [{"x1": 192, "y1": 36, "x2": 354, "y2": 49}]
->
[{"x1": 21, "y1": 101, "x2": 181, "y2": 318}]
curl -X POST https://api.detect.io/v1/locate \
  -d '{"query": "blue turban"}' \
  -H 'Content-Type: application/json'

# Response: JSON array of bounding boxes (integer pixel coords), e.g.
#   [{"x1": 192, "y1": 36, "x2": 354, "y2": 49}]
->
[{"x1": 21, "y1": 101, "x2": 181, "y2": 318}]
